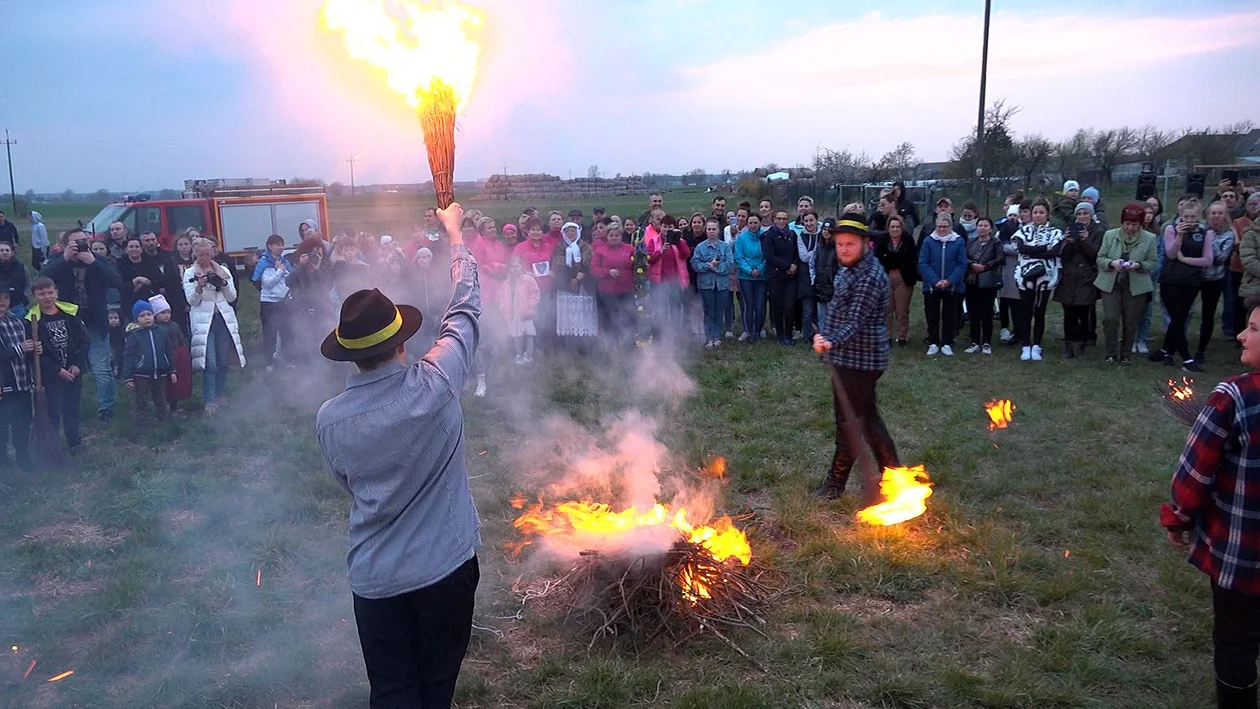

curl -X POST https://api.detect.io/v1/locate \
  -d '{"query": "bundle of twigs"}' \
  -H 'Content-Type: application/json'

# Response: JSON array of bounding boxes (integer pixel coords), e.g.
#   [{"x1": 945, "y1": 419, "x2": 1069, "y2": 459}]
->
[
  {"x1": 522, "y1": 540, "x2": 780, "y2": 663},
  {"x1": 1157, "y1": 383, "x2": 1208, "y2": 428},
  {"x1": 29, "y1": 322, "x2": 66, "y2": 469},
  {"x1": 417, "y1": 79, "x2": 457, "y2": 209}
]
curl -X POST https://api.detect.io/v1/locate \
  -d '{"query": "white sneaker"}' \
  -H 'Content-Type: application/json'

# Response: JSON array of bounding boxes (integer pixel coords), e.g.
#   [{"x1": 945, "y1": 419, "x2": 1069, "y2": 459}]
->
[
  {"x1": 1136, "y1": 342, "x2": 1149, "y2": 354},
  {"x1": 1020, "y1": 346, "x2": 1032, "y2": 361},
  {"x1": 964, "y1": 343, "x2": 981, "y2": 354},
  {"x1": 982, "y1": 344, "x2": 993, "y2": 355},
  {"x1": 999, "y1": 328, "x2": 1012, "y2": 343},
  {"x1": 926, "y1": 344, "x2": 940, "y2": 356},
  {"x1": 941, "y1": 345, "x2": 954, "y2": 356},
  {"x1": 712, "y1": 340, "x2": 721, "y2": 349},
  {"x1": 1031, "y1": 345, "x2": 1043, "y2": 361},
  {"x1": 725, "y1": 331, "x2": 734, "y2": 339},
  {"x1": 738, "y1": 332, "x2": 749, "y2": 342},
  {"x1": 514, "y1": 354, "x2": 524, "y2": 364},
  {"x1": 523, "y1": 354, "x2": 534, "y2": 364},
  {"x1": 474, "y1": 375, "x2": 486, "y2": 397},
  {"x1": 704, "y1": 341, "x2": 714, "y2": 350}
]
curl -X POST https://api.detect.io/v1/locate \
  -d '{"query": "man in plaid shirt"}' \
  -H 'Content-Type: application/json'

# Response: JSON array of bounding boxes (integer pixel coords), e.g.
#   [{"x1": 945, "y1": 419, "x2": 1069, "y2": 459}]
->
[
  {"x1": 811, "y1": 214, "x2": 901, "y2": 500},
  {"x1": 0, "y1": 283, "x2": 37, "y2": 472},
  {"x1": 1161, "y1": 306, "x2": 1260, "y2": 707}
]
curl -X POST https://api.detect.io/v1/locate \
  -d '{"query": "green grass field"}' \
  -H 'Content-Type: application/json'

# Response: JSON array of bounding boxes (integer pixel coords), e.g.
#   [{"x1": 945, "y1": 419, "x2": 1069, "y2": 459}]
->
[{"x1": 0, "y1": 189, "x2": 1232, "y2": 708}]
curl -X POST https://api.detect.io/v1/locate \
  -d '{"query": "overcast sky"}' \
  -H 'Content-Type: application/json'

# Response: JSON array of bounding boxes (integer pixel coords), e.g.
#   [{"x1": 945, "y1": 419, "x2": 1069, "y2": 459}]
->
[{"x1": 7, "y1": 0, "x2": 1259, "y2": 192}]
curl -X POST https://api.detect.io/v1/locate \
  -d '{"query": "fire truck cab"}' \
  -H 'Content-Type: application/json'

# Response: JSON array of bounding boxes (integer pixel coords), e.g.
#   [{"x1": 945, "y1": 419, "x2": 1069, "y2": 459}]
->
[{"x1": 82, "y1": 178, "x2": 330, "y2": 261}]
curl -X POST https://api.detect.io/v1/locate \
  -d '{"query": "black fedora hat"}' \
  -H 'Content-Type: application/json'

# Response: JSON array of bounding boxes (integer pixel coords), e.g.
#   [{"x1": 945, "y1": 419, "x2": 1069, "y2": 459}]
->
[
  {"x1": 321, "y1": 288, "x2": 422, "y2": 362},
  {"x1": 826, "y1": 214, "x2": 870, "y2": 238}
]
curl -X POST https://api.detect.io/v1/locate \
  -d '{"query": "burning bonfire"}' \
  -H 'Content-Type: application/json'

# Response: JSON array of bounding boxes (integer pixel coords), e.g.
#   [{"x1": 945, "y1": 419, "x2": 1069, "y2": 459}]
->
[
  {"x1": 985, "y1": 399, "x2": 1015, "y2": 431},
  {"x1": 509, "y1": 494, "x2": 776, "y2": 649},
  {"x1": 856, "y1": 466, "x2": 934, "y2": 526}
]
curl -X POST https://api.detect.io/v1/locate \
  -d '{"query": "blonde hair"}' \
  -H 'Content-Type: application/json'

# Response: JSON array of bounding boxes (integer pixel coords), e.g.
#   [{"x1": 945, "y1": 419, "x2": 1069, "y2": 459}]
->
[
  {"x1": 842, "y1": 202, "x2": 865, "y2": 216},
  {"x1": 191, "y1": 236, "x2": 215, "y2": 252}
]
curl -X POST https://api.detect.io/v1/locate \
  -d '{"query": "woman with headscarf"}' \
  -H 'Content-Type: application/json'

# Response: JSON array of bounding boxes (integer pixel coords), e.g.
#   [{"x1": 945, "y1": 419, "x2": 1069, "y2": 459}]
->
[
  {"x1": 1095, "y1": 204, "x2": 1157, "y2": 364},
  {"x1": 1013, "y1": 199, "x2": 1065, "y2": 362},
  {"x1": 551, "y1": 221, "x2": 595, "y2": 346},
  {"x1": 1054, "y1": 202, "x2": 1104, "y2": 359},
  {"x1": 1196, "y1": 201, "x2": 1236, "y2": 363}
]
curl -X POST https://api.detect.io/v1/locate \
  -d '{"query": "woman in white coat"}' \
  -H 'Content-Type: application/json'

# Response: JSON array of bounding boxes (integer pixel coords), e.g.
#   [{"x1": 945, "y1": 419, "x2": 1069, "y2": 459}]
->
[{"x1": 184, "y1": 237, "x2": 246, "y2": 412}]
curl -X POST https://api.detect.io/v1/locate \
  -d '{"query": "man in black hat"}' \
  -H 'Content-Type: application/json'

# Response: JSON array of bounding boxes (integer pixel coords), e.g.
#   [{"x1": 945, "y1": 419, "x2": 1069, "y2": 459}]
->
[
  {"x1": 315, "y1": 203, "x2": 482, "y2": 709},
  {"x1": 811, "y1": 214, "x2": 902, "y2": 500}
]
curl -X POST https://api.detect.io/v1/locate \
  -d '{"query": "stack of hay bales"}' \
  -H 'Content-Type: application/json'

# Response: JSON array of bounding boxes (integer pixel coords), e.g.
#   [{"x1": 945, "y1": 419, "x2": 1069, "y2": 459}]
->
[{"x1": 478, "y1": 174, "x2": 650, "y2": 201}]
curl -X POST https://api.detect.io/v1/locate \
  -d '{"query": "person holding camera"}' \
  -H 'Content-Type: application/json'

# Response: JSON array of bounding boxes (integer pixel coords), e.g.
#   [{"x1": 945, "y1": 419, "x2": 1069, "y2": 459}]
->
[
  {"x1": 184, "y1": 237, "x2": 245, "y2": 413},
  {"x1": 1055, "y1": 203, "x2": 1104, "y2": 359},
  {"x1": 40, "y1": 228, "x2": 123, "y2": 421},
  {"x1": 1095, "y1": 204, "x2": 1157, "y2": 364},
  {"x1": 1152, "y1": 200, "x2": 1214, "y2": 373}
]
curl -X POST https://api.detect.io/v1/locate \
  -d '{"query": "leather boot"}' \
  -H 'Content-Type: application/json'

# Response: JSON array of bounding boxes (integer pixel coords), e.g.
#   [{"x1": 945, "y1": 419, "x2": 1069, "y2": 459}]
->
[
  {"x1": 1075, "y1": 342, "x2": 1087, "y2": 360},
  {"x1": 1216, "y1": 678, "x2": 1257, "y2": 709},
  {"x1": 813, "y1": 451, "x2": 852, "y2": 500},
  {"x1": 1064, "y1": 342, "x2": 1075, "y2": 358}
]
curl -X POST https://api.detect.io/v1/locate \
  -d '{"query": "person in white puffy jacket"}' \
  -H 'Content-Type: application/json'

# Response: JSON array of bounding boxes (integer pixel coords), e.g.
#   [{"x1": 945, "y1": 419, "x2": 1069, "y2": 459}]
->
[{"x1": 183, "y1": 237, "x2": 245, "y2": 412}]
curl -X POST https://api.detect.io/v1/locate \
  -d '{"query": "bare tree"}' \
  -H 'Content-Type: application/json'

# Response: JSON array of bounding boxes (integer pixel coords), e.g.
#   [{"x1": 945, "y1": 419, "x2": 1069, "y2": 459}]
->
[
  {"x1": 1090, "y1": 127, "x2": 1139, "y2": 185},
  {"x1": 1013, "y1": 134, "x2": 1055, "y2": 191},
  {"x1": 587, "y1": 165, "x2": 600, "y2": 179},
  {"x1": 1135, "y1": 124, "x2": 1174, "y2": 166},
  {"x1": 872, "y1": 142, "x2": 917, "y2": 182},
  {"x1": 812, "y1": 147, "x2": 871, "y2": 187},
  {"x1": 945, "y1": 100, "x2": 1020, "y2": 181},
  {"x1": 1057, "y1": 130, "x2": 1093, "y2": 181}
]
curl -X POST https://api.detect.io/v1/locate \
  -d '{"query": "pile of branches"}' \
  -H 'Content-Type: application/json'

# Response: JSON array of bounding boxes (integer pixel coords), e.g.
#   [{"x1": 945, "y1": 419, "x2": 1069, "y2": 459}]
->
[
  {"x1": 1157, "y1": 384, "x2": 1208, "y2": 428},
  {"x1": 517, "y1": 540, "x2": 780, "y2": 661}
]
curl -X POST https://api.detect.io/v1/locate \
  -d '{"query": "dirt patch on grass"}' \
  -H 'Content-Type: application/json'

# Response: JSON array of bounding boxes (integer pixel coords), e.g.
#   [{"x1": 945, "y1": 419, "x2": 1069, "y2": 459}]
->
[
  {"x1": 162, "y1": 509, "x2": 203, "y2": 534},
  {"x1": 24, "y1": 520, "x2": 129, "y2": 548},
  {"x1": 32, "y1": 573, "x2": 103, "y2": 600}
]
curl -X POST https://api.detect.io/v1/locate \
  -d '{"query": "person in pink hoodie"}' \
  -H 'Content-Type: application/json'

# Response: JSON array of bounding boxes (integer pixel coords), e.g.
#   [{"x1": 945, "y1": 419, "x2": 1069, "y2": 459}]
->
[
  {"x1": 591, "y1": 221, "x2": 636, "y2": 348},
  {"x1": 473, "y1": 217, "x2": 509, "y2": 306},
  {"x1": 512, "y1": 216, "x2": 557, "y2": 352},
  {"x1": 497, "y1": 257, "x2": 541, "y2": 364},
  {"x1": 644, "y1": 210, "x2": 692, "y2": 344}
]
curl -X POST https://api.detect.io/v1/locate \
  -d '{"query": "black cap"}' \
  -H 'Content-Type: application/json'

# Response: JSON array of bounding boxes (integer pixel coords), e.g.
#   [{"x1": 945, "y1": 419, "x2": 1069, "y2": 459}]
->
[
  {"x1": 821, "y1": 217, "x2": 838, "y2": 231},
  {"x1": 826, "y1": 213, "x2": 870, "y2": 238},
  {"x1": 568, "y1": 209, "x2": 583, "y2": 217},
  {"x1": 593, "y1": 206, "x2": 606, "y2": 214}
]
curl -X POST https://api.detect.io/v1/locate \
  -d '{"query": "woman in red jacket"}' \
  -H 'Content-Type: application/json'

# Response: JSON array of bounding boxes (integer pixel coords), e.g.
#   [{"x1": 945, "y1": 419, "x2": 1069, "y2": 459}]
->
[
  {"x1": 1162, "y1": 303, "x2": 1260, "y2": 708},
  {"x1": 644, "y1": 211, "x2": 691, "y2": 344},
  {"x1": 591, "y1": 222, "x2": 636, "y2": 349}
]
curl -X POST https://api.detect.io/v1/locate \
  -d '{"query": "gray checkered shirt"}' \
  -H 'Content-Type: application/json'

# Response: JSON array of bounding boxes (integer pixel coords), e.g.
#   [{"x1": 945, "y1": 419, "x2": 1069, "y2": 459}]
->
[{"x1": 316, "y1": 244, "x2": 483, "y2": 599}]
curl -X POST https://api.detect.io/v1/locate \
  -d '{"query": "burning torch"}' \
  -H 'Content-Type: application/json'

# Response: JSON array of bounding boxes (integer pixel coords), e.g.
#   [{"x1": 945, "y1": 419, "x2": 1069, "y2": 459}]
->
[{"x1": 323, "y1": 0, "x2": 484, "y2": 209}]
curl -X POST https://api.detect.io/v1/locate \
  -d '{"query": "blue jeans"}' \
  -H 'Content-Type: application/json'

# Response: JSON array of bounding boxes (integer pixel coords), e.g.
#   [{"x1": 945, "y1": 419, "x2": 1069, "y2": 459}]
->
[
  {"x1": 86, "y1": 322, "x2": 116, "y2": 414},
  {"x1": 203, "y1": 315, "x2": 232, "y2": 403},
  {"x1": 737, "y1": 279, "x2": 766, "y2": 339},
  {"x1": 799, "y1": 292, "x2": 816, "y2": 340},
  {"x1": 699, "y1": 288, "x2": 725, "y2": 341}
]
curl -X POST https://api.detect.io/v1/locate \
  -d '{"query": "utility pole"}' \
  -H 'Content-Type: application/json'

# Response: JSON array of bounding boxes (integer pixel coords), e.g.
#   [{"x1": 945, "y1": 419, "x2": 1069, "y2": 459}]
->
[
  {"x1": 348, "y1": 156, "x2": 357, "y2": 197},
  {"x1": 2, "y1": 130, "x2": 16, "y2": 216},
  {"x1": 974, "y1": 0, "x2": 992, "y2": 213}
]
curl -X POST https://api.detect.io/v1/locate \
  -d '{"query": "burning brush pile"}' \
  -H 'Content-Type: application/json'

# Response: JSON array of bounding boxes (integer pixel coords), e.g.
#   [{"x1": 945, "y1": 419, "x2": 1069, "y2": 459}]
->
[{"x1": 508, "y1": 460, "x2": 777, "y2": 649}]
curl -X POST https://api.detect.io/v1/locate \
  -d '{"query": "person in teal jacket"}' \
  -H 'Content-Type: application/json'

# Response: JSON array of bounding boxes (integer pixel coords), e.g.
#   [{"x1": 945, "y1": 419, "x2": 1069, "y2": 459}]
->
[
  {"x1": 734, "y1": 214, "x2": 768, "y2": 341},
  {"x1": 917, "y1": 214, "x2": 968, "y2": 355}
]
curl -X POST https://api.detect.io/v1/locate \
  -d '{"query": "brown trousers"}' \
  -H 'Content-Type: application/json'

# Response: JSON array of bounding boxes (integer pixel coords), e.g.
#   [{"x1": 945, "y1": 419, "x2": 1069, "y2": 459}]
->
[{"x1": 887, "y1": 271, "x2": 913, "y2": 341}]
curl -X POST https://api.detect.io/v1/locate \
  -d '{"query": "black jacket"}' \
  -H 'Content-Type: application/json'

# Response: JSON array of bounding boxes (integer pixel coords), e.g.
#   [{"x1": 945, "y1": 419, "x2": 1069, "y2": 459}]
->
[
  {"x1": 147, "y1": 249, "x2": 188, "y2": 316},
  {"x1": 121, "y1": 323, "x2": 175, "y2": 380},
  {"x1": 813, "y1": 236, "x2": 839, "y2": 303},
  {"x1": 965, "y1": 237, "x2": 1004, "y2": 290},
  {"x1": 0, "y1": 220, "x2": 18, "y2": 246},
  {"x1": 0, "y1": 258, "x2": 31, "y2": 311},
  {"x1": 760, "y1": 225, "x2": 800, "y2": 280},
  {"x1": 39, "y1": 252, "x2": 123, "y2": 328},
  {"x1": 873, "y1": 233, "x2": 919, "y2": 288},
  {"x1": 118, "y1": 255, "x2": 164, "y2": 317}
]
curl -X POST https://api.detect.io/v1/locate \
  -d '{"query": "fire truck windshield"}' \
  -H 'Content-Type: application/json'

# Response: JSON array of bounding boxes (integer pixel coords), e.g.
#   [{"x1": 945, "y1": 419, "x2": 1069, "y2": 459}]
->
[{"x1": 83, "y1": 204, "x2": 131, "y2": 236}]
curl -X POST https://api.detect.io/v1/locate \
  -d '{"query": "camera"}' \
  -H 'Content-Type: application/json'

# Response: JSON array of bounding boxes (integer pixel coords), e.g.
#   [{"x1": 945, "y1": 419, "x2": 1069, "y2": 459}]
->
[
  {"x1": 205, "y1": 272, "x2": 226, "y2": 289},
  {"x1": 74, "y1": 238, "x2": 90, "y2": 253},
  {"x1": 308, "y1": 249, "x2": 322, "y2": 266},
  {"x1": 665, "y1": 229, "x2": 681, "y2": 246}
]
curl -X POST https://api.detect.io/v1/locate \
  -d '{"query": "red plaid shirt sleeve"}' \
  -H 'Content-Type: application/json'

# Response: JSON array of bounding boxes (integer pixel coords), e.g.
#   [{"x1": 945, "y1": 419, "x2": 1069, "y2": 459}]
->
[{"x1": 1161, "y1": 374, "x2": 1260, "y2": 594}]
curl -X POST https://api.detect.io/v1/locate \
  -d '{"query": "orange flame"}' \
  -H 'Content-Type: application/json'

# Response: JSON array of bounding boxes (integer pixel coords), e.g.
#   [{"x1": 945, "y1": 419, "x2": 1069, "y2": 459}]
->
[
  {"x1": 322, "y1": 0, "x2": 484, "y2": 112},
  {"x1": 856, "y1": 466, "x2": 934, "y2": 526},
  {"x1": 705, "y1": 456, "x2": 726, "y2": 479},
  {"x1": 511, "y1": 498, "x2": 751, "y2": 567},
  {"x1": 47, "y1": 670, "x2": 74, "y2": 683},
  {"x1": 984, "y1": 399, "x2": 1014, "y2": 431},
  {"x1": 1167, "y1": 378, "x2": 1195, "y2": 402}
]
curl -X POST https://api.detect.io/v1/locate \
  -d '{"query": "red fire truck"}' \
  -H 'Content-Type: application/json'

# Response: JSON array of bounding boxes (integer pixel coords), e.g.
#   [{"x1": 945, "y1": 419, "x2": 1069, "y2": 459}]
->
[{"x1": 82, "y1": 178, "x2": 330, "y2": 260}]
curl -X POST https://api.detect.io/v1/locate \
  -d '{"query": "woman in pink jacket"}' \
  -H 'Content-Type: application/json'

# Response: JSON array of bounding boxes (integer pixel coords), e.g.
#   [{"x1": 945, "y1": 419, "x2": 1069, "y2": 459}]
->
[
  {"x1": 644, "y1": 210, "x2": 692, "y2": 344},
  {"x1": 591, "y1": 222, "x2": 636, "y2": 348}
]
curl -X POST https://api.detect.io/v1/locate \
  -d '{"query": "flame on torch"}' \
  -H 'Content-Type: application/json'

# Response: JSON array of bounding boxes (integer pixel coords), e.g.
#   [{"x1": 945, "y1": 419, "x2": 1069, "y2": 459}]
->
[
  {"x1": 984, "y1": 399, "x2": 1014, "y2": 431},
  {"x1": 1167, "y1": 378, "x2": 1195, "y2": 402},
  {"x1": 856, "y1": 466, "x2": 934, "y2": 526},
  {"x1": 322, "y1": 0, "x2": 484, "y2": 208}
]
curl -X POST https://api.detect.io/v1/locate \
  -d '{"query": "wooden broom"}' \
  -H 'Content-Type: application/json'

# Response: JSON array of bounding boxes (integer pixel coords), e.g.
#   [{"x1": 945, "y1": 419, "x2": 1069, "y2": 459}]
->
[
  {"x1": 29, "y1": 312, "x2": 67, "y2": 469},
  {"x1": 418, "y1": 79, "x2": 457, "y2": 209}
]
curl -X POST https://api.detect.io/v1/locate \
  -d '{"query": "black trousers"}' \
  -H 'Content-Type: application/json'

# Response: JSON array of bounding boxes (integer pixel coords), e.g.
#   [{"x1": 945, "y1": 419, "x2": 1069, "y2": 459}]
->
[
  {"x1": 353, "y1": 555, "x2": 480, "y2": 709},
  {"x1": 923, "y1": 290, "x2": 959, "y2": 346},
  {"x1": 259, "y1": 300, "x2": 288, "y2": 361},
  {"x1": 965, "y1": 287, "x2": 997, "y2": 345},
  {"x1": 1161, "y1": 282, "x2": 1201, "y2": 361},
  {"x1": 1198, "y1": 279, "x2": 1225, "y2": 356},
  {"x1": 44, "y1": 375, "x2": 82, "y2": 448},
  {"x1": 0, "y1": 390, "x2": 31, "y2": 467},
  {"x1": 1062, "y1": 303, "x2": 1092, "y2": 343},
  {"x1": 828, "y1": 366, "x2": 900, "y2": 492},
  {"x1": 767, "y1": 278, "x2": 798, "y2": 340},
  {"x1": 1213, "y1": 582, "x2": 1260, "y2": 692},
  {"x1": 1018, "y1": 289, "x2": 1050, "y2": 347}
]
